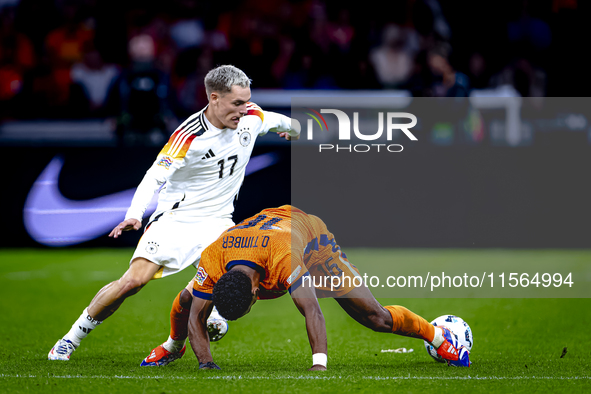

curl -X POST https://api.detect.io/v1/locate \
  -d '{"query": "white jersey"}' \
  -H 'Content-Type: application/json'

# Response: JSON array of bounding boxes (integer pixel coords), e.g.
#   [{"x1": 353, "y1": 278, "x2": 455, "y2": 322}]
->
[{"x1": 125, "y1": 102, "x2": 293, "y2": 223}]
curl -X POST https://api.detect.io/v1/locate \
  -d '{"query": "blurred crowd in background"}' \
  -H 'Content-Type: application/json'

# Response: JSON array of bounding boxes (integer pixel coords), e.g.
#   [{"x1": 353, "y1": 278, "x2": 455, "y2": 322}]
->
[{"x1": 0, "y1": 0, "x2": 586, "y2": 126}]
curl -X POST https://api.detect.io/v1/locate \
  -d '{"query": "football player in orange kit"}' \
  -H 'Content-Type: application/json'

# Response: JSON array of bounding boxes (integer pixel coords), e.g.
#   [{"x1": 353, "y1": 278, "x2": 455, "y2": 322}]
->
[{"x1": 156, "y1": 206, "x2": 470, "y2": 370}]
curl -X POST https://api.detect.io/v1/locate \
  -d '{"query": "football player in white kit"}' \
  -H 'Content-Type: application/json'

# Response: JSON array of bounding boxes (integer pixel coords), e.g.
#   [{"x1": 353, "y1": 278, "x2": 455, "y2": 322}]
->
[{"x1": 48, "y1": 65, "x2": 300, "y2": 361}]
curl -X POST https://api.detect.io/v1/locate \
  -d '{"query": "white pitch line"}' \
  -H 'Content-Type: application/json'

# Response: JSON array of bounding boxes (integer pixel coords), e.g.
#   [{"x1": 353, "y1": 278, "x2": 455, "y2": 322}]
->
[{"x1": 0, "y1": 374, "x2": 589, "y2": 381}]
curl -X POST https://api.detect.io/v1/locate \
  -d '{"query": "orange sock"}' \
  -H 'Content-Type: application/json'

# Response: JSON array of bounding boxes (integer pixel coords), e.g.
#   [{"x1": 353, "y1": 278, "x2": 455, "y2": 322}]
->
[
  {"x1": 384, "y1": 305, "x2": 435, "y2": 342},
  {"x1": 169, "y1": 291, "x2": 190, "y2": 341}
]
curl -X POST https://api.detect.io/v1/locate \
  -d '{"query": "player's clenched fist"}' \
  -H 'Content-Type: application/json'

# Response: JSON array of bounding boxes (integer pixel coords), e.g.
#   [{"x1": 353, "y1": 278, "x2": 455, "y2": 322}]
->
[{"x1": 109, "y1": 218, "x2": 141, "y2": 238}]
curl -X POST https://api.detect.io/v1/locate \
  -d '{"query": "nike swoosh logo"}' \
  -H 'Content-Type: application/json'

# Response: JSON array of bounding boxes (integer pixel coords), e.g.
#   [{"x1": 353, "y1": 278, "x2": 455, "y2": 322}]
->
[{"x1": 24, "y1": 152, "x2": 280, "y2": 246}]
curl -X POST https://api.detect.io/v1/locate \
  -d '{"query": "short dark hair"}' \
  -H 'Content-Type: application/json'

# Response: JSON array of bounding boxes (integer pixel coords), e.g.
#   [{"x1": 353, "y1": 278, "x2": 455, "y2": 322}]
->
[{"x1": 212, "y1": 270, "x2": 253, "y2": 321}]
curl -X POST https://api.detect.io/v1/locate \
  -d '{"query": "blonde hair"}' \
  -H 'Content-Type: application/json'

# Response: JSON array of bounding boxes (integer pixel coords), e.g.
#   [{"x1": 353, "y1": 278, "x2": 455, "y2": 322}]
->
[{"x1": 204, "y1": 65, "x2": 251, "y2": 98}]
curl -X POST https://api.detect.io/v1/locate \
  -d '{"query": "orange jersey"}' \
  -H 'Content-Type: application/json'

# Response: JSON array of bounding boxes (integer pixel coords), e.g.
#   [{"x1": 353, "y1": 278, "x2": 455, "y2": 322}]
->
[{"x1": 192, "y1": 205, "x2": 359, "y2": 300}]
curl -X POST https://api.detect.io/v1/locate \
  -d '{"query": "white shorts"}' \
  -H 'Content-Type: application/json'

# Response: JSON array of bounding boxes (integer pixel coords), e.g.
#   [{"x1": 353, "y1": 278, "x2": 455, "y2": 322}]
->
[{"x1": 130, "y1": 213, "x2": 234, "y2": 278}]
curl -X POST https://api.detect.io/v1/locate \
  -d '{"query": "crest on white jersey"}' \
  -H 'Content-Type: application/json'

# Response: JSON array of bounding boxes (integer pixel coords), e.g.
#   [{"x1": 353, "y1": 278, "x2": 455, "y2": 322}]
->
[
  {"x1": 240, "y1": 131, "x2": 252, "y2": 147},
  {"x1": 146, "y1": 241, "x2": 159, "y2": 254}
]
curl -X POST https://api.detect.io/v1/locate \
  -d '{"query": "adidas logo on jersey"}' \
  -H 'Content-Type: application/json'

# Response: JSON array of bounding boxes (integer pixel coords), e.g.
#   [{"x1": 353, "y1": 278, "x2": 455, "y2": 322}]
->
[{"x1": 202, "y1": 149, "x2": 216, "y2": 160}]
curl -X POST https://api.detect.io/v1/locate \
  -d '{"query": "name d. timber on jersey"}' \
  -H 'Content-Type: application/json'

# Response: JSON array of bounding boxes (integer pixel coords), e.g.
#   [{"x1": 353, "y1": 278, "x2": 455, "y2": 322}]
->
[{"x1": 222, "y1": 235, "x2": 271, "y2": 249}]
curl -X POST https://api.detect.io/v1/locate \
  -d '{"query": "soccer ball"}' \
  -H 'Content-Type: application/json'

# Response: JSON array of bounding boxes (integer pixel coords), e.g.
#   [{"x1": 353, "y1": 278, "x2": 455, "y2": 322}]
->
[
  {"x1": 207, "y1": 319, "x2": 228, "y2": 342},
  {"x1": 424, "y1": 315, "x2": 473, "y2": 363}
]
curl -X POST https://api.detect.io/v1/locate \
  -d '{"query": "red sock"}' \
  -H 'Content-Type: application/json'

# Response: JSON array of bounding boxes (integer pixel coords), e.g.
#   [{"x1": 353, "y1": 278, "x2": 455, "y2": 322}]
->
[
  {"x1": 169, "y1": 291, "x2": 190, "y2": 341},
  {"x1": 384, "y1": 305, "x2": 435, "y2": 342}
]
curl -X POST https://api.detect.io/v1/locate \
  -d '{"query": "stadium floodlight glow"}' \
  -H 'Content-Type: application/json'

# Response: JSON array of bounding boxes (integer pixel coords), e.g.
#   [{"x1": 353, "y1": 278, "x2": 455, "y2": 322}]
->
[{"x1": 23, "y1": 153, "x2": 280, "y2": 246}]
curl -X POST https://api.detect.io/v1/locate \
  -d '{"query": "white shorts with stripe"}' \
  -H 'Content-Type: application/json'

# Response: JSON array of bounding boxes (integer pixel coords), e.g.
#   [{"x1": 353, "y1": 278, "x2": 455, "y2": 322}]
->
[{"x1": 130, "y1": 213, "x2": 234, "y2": 278}]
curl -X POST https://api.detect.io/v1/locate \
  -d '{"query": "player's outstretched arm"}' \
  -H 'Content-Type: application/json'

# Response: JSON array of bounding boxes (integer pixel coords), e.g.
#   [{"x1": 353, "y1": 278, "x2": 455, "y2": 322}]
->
[
  {"x1": 109, "y1": 218, "x2": 141, "y2": 238},
  {"x1": 261, "y1": 111, "x2": 301, "y2": 141},
  {"x1": 290, "y1": 283, "x2": 328, "y2": 371},
  {"x1": 276, "y1": 118, "x2": 301, "y2": 140},
  {"x1": 277, "y1": 118, "x2": 300, "y2": 141},
  {"x1": 188, "y1": 296, "x2": 220, "y2": 369}
]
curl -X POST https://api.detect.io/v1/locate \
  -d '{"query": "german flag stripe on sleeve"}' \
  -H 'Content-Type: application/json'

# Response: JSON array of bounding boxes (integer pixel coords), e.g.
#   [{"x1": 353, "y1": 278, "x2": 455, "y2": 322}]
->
[
  {"x1": 246, "y1": 102, "x2": 264, "y2": 122},
  {"x1": 159, "y1": 113, "x2": 207, "y2": 159}
]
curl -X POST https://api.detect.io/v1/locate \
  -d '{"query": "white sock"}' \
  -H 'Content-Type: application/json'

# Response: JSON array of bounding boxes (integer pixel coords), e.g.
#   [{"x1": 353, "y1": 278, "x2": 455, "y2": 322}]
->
[
  {"x1": 431, "y1": 326, "x2": 445, "y2": 348},
  {"x1": 162, "y1": 336, "x2": 185, "y2": 353},
  {"x1": 63, "y1": 308, "x2": 103, "y2": 347},
  {"x1": 208, "y1": 306, "x2": 226, "y2": 322}
]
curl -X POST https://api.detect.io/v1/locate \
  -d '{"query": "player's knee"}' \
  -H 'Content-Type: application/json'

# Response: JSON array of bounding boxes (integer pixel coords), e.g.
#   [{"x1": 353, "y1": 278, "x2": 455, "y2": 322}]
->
[{"x1": 179, "y1": 289, "x2": 193, "y2": 309}]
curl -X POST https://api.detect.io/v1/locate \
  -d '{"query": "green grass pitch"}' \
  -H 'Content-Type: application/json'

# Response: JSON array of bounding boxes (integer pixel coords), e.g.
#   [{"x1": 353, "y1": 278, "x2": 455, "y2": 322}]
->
[{"x1": 1, "y1": 248, "x2": 590, "y2": 393}]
